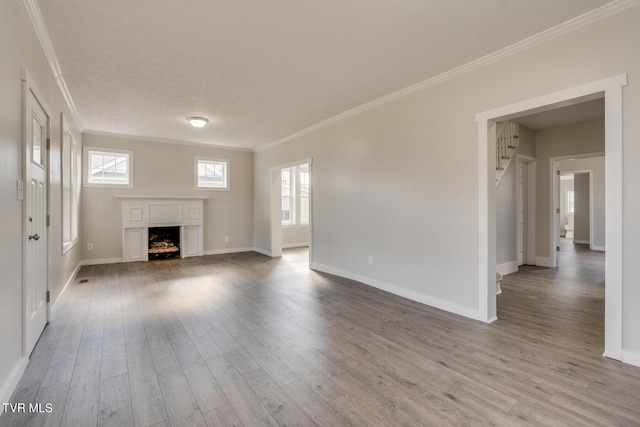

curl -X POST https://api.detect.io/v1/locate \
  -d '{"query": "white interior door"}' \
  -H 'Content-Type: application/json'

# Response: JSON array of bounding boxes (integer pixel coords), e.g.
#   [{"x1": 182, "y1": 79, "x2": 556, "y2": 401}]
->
[
  {"x1": 24, "y1": 88, "x2": 49, "y2": 355},
  {"x1": 517, "y1": 162, "x2": 527, "y2": 266}
]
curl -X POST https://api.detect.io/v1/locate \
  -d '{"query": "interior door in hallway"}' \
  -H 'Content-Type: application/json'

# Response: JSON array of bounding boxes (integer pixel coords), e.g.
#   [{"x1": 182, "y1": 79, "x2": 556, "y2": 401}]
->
[
  {"x1": 24, "y1": 88, "x2": 49, "y2": 355},
  {"x1": 517, "y1": 161, "x2": 527, "y2": 266}
]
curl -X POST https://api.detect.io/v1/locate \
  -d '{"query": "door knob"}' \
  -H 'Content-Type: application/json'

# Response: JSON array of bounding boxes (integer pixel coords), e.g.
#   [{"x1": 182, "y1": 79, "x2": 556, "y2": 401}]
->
[{"x1": 28, "y1": 234, "x2": 40, "y2": 241}]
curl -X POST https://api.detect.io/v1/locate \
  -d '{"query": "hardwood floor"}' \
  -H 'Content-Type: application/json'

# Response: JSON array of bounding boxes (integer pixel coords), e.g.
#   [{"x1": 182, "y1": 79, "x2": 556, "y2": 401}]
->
[{"x1": 3, "y1": 245, "x2": 640, "y2": 426}]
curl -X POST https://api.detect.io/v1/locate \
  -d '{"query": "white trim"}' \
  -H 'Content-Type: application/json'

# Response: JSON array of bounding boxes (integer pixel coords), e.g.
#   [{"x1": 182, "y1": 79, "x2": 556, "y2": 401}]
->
[
  {"x1": 115, "y1": 195, "x2": 208, "y2": 200},
  {"x1": 79, "y1": 258, "x2": 123, "y2": 266},
  {"x1": 311, "y1": 262, "x2": 484, "y2": 322},
  {"x1": 21, "y1": 0, "x2": 81, "y2": 126},
  {"x1": 51, "y1": 262, "x2": 81, "y2": 315},
  {"x1": 477, "y1": 75, "x2": 626, "y2": 361},
  {"x1": 195, "y1": 157, "x2": 230, "y2": 191},
  {"x1": 496, "y1": 261, "x2": 518, "y2": 276},
  {"x1": 257, "y1": 1, "x2": 639, "y2": 152},
  {"x1": 83, "y1": 146, "x2": 134, "y2": 189},
  {"x1": 0, "y1": 356, "x2": 29, "y2": 413},
  {"x1": 282, "y1": 242, "x2": 310, "y2": 249},
  {"x1": 592, "y1": 245, "x2": 606, "y2": 252},
  {"x1": 202, "y1": 247, "x2": 255, "y2": 256},
  {"x1": 621, "y1": 350, "x2": 640, "y2": 368},
  {"x1": 83, "y1": 129, "x2": 252, "y2": 152}
]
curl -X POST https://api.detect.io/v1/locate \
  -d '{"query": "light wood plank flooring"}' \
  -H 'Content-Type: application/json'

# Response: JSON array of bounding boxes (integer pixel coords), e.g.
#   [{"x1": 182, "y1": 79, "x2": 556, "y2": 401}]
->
[{"x1": 3, "y1": 244, "x2": 640, "y2": 426}]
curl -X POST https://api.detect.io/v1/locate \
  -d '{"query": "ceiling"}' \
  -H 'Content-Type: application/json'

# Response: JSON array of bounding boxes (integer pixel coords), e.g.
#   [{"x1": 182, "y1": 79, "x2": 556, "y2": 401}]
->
[
  {"x1": 516, "y1": 98, "x2": 605, "y2": 130},
  {"x1": 37, "y1": 0, "x2": 614, "y2": 150}
]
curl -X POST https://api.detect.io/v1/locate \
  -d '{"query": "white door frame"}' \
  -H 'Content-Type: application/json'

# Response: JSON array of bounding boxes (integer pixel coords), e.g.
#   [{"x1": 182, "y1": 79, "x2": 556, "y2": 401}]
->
[
  {"x1": 22, "y1": 69, "x2": 51, "y2": 356},
  {"x1": 476, "y1": 74, "x2": 626, "y2": 361},
  {"x1": 516, "y1": 155, "x2": 536, "y2": 266},
  {"x1": 269, "y1": 158, "x2": 313, "y2": 265}
]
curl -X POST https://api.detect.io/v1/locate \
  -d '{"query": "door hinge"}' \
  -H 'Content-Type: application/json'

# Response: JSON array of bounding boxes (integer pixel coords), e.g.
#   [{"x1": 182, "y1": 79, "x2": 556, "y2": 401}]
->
[
  {"x1": 557, "y1": 246, "x2": 560, "y2": 252},
  {"x1": 46, "y1": 291, "x2": 50, "y2": 303},
  {"x1": 46, "y1": 214, "x2": 50, "y2": 227},
  {"x1": 47, "y1": 138, "x2": 51, "y2": 150},
  {"x1": 556, "y1": 208, "x2": 560, "y2": 214},
  {"x1": 557, "y1": 170, "x2": 561, "y2": 175}
]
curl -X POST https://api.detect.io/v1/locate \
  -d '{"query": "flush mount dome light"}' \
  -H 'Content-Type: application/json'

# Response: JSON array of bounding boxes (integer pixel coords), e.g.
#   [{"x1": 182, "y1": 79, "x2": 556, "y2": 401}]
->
[{"x1": 187, "y1": 116, "x2": 209, "y2": 128}]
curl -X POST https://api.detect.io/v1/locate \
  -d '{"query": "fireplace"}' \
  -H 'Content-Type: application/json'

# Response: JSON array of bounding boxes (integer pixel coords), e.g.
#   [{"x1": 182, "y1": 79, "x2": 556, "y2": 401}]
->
[{"x1": 148, "y1": 226, "x2": 180, "y2": 260}]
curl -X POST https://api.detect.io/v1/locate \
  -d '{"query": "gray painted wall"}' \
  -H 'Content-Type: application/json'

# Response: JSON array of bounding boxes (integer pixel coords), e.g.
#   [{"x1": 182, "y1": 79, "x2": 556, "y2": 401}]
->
[{"x1": 574, "y1": 172, "x2": 590, "y2": 243}]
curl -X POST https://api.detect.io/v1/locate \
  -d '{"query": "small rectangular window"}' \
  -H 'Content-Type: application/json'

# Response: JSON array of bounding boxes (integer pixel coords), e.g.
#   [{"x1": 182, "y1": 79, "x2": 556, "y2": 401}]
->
[
  {"x1": 83, "y1": 146, "x2": 133, "y2": 188},
  {"x1": 196, "y1": 158, "x2": 229, "y2": 190},
  {"x1": 566, "y1": 190, "x2": 575, "y2": 214}
]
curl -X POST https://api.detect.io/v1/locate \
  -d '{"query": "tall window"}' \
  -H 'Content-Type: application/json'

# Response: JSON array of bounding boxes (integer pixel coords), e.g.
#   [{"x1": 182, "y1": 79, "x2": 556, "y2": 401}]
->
[
  {"x1": 282, "y1": 163, "x2": 310, "y2": 225},
  {"x1": 566, "y1": 189, "x2": 575, "y2": 214},
  {"x1": 83, "y1": 146, "x2": 133, "y2": 188},
  {"x1": 62, "y1": 116, "x2": 80, "y2": 252},
  {"x1": 196, "y1": 158, "x2": 229, "y2": 190}
]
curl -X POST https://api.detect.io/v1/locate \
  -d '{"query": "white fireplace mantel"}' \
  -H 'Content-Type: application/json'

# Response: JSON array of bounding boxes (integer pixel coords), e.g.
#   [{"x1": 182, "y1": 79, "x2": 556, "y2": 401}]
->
[{"x1": 117, "y1": 195, "x2": 207, "y2": 262}]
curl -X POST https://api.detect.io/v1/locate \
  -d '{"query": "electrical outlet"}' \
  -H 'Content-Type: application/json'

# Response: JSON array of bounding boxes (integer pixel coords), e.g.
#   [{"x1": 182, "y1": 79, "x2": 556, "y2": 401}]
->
[
  {"x1": 224, "y1": 236, "x2": 230, "y2": 243},
  {"x1": 88, "y1": 243, "x2": 94, "y2": 251},
  {"x1": 368, "y1": 255, "x2": 374, "y2": 265}
]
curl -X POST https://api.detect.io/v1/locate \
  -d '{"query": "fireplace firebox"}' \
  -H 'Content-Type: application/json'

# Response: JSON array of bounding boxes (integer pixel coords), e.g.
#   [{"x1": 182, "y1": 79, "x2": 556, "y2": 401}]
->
[{"x1": 148, "y1": 226, "x2": 180, "y2": 260}]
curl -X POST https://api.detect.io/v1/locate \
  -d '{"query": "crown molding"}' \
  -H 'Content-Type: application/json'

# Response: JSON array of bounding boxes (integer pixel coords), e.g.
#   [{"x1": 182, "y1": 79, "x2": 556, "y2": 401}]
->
[
  {"x1": 83, "y1": 129, "x2": 254, "y2": 153},
  {"x1": 22, "y1": 0, "x2": 81, "y2": 129},
  {"x1": 256, "y1": 0, "x2": 640, "y2": 152}
]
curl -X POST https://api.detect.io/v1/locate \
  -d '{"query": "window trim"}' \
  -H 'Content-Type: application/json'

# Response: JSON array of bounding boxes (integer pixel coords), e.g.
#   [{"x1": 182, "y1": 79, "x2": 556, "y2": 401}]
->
[
  {"x1": 61, "y1": 115, "x2": 80, "y2": 253},
  {"x1": 195, "y1": 157, "x2": 230, "y2": 191},
  {"x1": 83, "y1": 145, "x2": 134, "y2": 189}
]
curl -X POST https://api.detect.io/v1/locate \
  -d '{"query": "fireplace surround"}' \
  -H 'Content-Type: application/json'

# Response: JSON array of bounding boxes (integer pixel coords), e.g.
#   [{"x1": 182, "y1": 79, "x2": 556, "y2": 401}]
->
[{"x1": 117, "y1": 195, "x2": 206, "y2": 262}]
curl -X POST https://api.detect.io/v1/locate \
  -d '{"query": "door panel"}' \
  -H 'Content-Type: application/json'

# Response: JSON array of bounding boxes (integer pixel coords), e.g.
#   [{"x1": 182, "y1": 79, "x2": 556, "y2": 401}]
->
[{"x1": 25, "y1": 89, "x2": 48, "y2": 355}]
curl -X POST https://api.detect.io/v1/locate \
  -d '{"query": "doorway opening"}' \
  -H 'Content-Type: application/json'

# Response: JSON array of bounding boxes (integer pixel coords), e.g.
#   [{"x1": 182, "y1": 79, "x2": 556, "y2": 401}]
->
[
  {"x1": 477, "y1": 74, "x2": 626, "y2": 361},
  {"x1": 269, "y1": 159, "x2": 313, "y2": 268}
]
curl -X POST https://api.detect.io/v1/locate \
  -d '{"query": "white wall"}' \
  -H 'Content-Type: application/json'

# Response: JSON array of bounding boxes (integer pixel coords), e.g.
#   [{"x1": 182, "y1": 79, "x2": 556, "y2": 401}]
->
[
  {"x1": 81, "y1": 133, "x2": 254, "y2": 262},
  {"x1": 558, "y1": 156, "x2": 605, "y2": 249},
  {"x1": 254, "y1": 6, "x2": 640, "y2": 355},
  {"x1": 0, "y1": 0, "x2": 83, "y2": 405},
  {"x1": 283, "y1": 226, "x2": 309, "y2": 248}
]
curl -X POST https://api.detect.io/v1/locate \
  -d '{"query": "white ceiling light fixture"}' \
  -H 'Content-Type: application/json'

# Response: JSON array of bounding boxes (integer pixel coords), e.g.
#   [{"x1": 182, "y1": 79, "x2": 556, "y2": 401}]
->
[{"x1": 187, "y1": 116, "x2": 209, "y2": 128}]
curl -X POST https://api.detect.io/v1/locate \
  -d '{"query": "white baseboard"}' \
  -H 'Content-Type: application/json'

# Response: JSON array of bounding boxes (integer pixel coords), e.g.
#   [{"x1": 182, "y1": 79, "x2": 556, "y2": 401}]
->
[
  {"x1": 496, "y1": 261, "x2": 518, "y2": 276},
  {"x1": 536, "y1": 256, "x2": 554, "y2": 268},
  {"x1": 574, "y1": 239, "x2": 589, "y2": 244},
  {"x1": 282, "y1": 242, "x2": 309, "y2": 249},
  {"x1": 591, "y1": 245, "x2": 605, "y2": 252},
  {"x1": 51, "y1": 262, "x2": 82, "y2": 315},
  {"x1": 79, "y1": 257, "x2": 123, "y2": 266},
  {"x1": 203, "y1": 247, "x2": 255, "y2": 256},
  {"x1": 310, "y1": 262, "x2": 482, "y2": 322},
  {"x1": 0, "y1": 356, "x2": 29, "y2": 414},
  {"x1": 621, "y1": 350, "x2": 640, "y2": 368}
]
